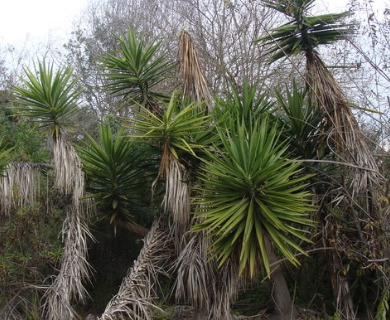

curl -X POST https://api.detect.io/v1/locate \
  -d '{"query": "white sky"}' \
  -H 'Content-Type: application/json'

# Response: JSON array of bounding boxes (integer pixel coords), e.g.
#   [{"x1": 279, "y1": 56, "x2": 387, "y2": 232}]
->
[
  {"x1": 0, "y1": 0, "x2": 89, "y2": 46},
  {"x1": 0, "y1": 0, "x2": 386, "y2": 59},
  {"x1": 0, "y1": 0, "x2": 353, "y2": 49}
]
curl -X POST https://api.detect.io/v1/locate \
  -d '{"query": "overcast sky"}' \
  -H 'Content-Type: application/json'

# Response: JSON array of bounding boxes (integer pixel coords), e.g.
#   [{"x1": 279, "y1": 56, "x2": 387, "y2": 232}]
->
[
  {"x1": 0, "y1": 0, "x2": 354, "y2": 48},
  {"x1": 0, "y1": 0, "x2": 89, "y2": 46}
]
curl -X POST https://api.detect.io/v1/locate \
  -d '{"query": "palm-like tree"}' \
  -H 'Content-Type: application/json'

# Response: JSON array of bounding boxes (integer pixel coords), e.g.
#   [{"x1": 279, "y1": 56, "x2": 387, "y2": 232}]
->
[
  {"x1": 102, "y1": 29, "x2": 175, "y2": 114},
  {"x1": 193, "y1": 115, "x2": 314, "y2": 318},
  {"x1": 99, "y1": 29, "x2": 214, "y2": 318},
  {"x1": 13, "y1": 61, "x2": 92, "y2": 320},
  {"x1": 258, "y1": 0, "x2": 378, "y2": 192},
  {"x1": 128, "y1": 94, "x2": 213, "y2": 249},
  {"x1": 78, "y1": 123, "x2": 154, "y2": 237},
  {"x1": 258, "y1": 1, "x2": 385, "y2": 317}
]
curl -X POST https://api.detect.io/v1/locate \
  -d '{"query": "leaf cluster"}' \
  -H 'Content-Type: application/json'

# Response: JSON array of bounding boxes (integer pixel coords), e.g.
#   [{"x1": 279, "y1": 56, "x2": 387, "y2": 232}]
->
[
  {"x1": 101, "y1": 29, "x2": 175, "y2": 110},
  {"x1": 78, "y1": 123, "x2": 156, "y2": 228},
  {"x1": 194, "y1": 117, "x2": 315, "y2": 278},
  {"x1": 13, "y1": 61, "x2": 81, "y2": 139},
  {"x1": 258, "y1": 0, "x2": 353, "y2": 61},
  {"x1": 128, "y1": 93, "x2": 214, "y2": 160}
]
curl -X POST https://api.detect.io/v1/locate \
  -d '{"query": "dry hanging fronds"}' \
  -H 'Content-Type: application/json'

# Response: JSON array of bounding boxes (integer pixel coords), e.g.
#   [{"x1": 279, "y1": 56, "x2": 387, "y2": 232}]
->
[
  {"x1": 0, "y1": 162, "x2": 41, "y2": 216},
  {"x1": 42, "y1": 203, "x2": 93, "y2": 320},
  {"x1": 53, "y1": 137, "x2": 84, "y2": 196},
  {"x1": 42, "y1": 198, "x2": 92, "y2": 319},
  {"x1": 179, "y1": 31, "x2": 213, "y2": 113},
  {"x1": 43, "y1": 138, "x2": 93, "y2": 320},
  {"x1": 161, "y1": 151, "x2": 191, "y2": 251},
  {"x1": 174, "y1": 216, "x2": 238, "y2": 320},
  {"x1": 306, "y1": 52, "x2": 380, "y2": 194},
  {"x1": 99, "y1": 217, "x2": 171, "y2": 320}
]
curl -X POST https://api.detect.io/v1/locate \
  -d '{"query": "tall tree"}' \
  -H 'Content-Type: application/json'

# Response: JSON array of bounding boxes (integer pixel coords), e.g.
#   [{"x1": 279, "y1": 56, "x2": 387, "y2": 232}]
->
[
  {"x1": 258, "y1": 0, "x2": 388, "y2": 317},
  {"x1": 13, "y1": 61, "x2": 92, "y2": 320}
]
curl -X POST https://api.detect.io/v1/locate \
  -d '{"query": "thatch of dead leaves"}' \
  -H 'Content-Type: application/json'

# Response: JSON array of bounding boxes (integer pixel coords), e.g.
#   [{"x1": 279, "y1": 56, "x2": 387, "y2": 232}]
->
[
  {"x1": 306, "y1": 52, "x2": 381, "y2": 195},
  {"x1": 159, "y1": 147, "x2": 191, "y2": 251},
  {"x1": 42, "y1": 138, "x2": 93, "y2": 320},
  {"x1": 98, "y1": 217, "x2": 171, "y2": 320},
  {"x1": 179, "y1": 31, "x2": 213, "y2": 113},
  {"x1": 0, "y1": 162, "x2": 41, "y2": 216},
  {"x1": 174, "y1": 216, "x2": 239, "y2": 320}
]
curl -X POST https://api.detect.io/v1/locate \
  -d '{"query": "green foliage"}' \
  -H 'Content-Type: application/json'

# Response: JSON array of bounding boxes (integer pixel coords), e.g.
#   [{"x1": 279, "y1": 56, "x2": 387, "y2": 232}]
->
[
  {"x1": 258, "y1": 0, "x2": 353, "y2": 61},
  {"x1": 0, "y1": 198, "x2": 64, "y2": 307},
  {"x1": 78, "y1": 123, "x2": 156, "y2": 229},
  {"x1": 13, "y1": 61, "x2": 81, "y2": 139},
  {"x1": 101, "y1": 29, "x2": 174, "y2": 109},
  {"x1": 128, "y1": 93, "x2": 214, "y2": 159},
  {"x1": 275, "y1": 82, "x2": 324, "y2": 160},
  {"x1": 0, "y1": 106, "x2": 49, "y2": 163},
  {"x1": 213, "y1": 82, "x2": 274, "y2": 129},
  {"x1": 0, "y1": 142, "x2": 11, "y2": 176},
  {"x1": 194, "y1": 117, "x2": 315, "y2": 277}
]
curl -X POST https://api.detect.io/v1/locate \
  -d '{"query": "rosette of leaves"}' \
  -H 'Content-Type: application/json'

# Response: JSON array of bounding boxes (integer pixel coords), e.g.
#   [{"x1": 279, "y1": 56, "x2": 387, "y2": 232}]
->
[
  {"x1": 78, "y1": 123, "x2": 155, "y2": 233},
  {"x1": 193, "y1": 116, "x2": 315, "y2": 278}
]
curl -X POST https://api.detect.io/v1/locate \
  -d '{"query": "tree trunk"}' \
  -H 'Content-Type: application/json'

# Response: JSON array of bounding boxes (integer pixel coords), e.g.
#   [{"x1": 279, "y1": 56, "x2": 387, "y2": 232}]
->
[{"x1": 265, "y1": 237, "x2": 299, "y2": 320}]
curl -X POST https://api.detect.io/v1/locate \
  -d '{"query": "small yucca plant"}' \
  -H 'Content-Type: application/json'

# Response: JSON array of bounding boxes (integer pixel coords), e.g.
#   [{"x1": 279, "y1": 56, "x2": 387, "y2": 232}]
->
[{"x1": 78, "y1": 123, "x2": 155, "y2": 232}]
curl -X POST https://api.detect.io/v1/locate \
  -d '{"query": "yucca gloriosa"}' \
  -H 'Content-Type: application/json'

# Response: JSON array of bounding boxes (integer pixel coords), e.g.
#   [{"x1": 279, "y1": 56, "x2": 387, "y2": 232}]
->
[
  {"x1": 128, "y1": 94, "x2": 213, "y2": 246},
  {"x1": 14, "y1": 61, "x2": 80, "y2": 140},
  {"x1": 257, "y1": 0, "x2": 379, "y2": 191},
  {"x1": 259, "y1": 0, "x2": 351, "y2": 62},
  {"x1": 13, "y1": 61, "x2": 91, "y2": 320},
  {"x1": 275, "y1": 81, "x2": 324, "y2": 160},
  {"x1": 98, "y1": 29, "x2": 215, "y2": 318}
]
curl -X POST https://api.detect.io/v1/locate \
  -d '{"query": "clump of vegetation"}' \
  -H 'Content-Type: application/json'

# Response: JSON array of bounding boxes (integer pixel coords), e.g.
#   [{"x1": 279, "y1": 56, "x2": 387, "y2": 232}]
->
[{"x1": 1, "y1": 0, "x2": 389, "y2": 319}]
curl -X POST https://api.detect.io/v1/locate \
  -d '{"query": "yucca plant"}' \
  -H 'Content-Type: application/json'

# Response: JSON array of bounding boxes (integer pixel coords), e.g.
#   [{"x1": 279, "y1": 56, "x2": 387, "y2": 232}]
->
[
  {"x1": 257, "y1": 2, "x2": 385, "y2": 317},
  {"x1": 78, "y1": 123, "x2": 154, "y2": 235},
  {"x1": 258, "y1": 0, "x2": 351, "y2": 62},
  {"x1": 257, "y1": 0, "x2": 379, "y2": 191},
  {"x1": 129, "y1": 93, "x2": 213, "y2": 248},
  {"x1": 194, "y1": 117, "x2": 314, "y2": 277},
  {"x1": 193, "y1": 116, "x2": 314, "y2": 318},
  {"x1": 214, "y1": 81, "x2": 274, "y2": 128},
  {"x1": 173, "y1": 83, "x2": 273, "y2": 320},
  {"x1": 13, "y1": 61, "x2": 91, "y2": 320},
  {"x1": 98, "y1": 94, "x2": 213, "y2": 319},
  {"x1": 13, "y1": 61, "x2": 80, "y2": 140},
  {"x1": 275, "y1": 81, "x2": 324, "y2": 160},
  {"x1": 102, "y1": 29, "x2": 174, "y2": 114}
]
